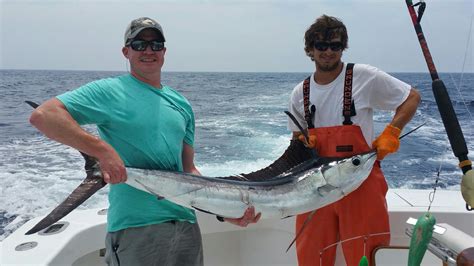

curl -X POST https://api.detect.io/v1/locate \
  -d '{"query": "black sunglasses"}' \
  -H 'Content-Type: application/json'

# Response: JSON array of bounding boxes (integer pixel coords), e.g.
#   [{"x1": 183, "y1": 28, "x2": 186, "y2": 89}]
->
[
  {"x1": 314, "y1": 41, "x2": 344, "y2": 52},
  {"x1": 129, "y1": 40, "x2": 165, "y2": 51}
]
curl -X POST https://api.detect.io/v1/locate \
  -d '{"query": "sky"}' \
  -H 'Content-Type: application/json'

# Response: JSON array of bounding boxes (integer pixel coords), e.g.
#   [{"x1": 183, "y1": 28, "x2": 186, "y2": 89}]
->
[{"x1": 0, "y1": 0, "x2": 472, "y2": 73}]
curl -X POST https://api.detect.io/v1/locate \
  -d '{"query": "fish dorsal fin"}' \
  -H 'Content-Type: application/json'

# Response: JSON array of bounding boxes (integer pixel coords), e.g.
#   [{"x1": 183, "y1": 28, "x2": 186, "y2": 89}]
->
[{"x1": 225, "y1": 139, "x2": 314, "y2": 182}]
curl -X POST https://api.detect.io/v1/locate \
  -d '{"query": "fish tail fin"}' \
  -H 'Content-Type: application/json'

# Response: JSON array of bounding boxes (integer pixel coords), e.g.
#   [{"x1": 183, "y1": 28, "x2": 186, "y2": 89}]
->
[
  {"x1": 25, "y1": 167, "x2": 106, "y2": 235},
  {"x1": 24, "y1": 100, "x2": 107, "y2": 235},
  {"x1": 80, "y1": 152, "x2": 101, "y2": 174}
]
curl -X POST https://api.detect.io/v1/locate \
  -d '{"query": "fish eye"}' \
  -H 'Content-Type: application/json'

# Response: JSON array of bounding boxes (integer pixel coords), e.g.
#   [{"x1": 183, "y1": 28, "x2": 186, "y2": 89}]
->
[{"x1": 352, "y1": 157, "x2": 361, "y2": 166}]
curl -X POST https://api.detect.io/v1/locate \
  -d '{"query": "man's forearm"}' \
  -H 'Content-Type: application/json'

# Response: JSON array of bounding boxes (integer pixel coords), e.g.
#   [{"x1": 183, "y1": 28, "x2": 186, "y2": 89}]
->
[
  {"x1": 29, "y1": 98, "x2": 109, "y2": 159},
  {"x1": 390, "y1": 88, "x2": 421, "y2": 130},
  {"x1": 182, "y1": 142, "x2": 201, "y2": 175}
]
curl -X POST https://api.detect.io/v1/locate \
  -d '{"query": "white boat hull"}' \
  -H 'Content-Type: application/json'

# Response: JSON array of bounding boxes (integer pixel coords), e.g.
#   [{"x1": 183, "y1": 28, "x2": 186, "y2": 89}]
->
[{"x1": 1, "y1": 189, "x2": 473, "y2": 265}]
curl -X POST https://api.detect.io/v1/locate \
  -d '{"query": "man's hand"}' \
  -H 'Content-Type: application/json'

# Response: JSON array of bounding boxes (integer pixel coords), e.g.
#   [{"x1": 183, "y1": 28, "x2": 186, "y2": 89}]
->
[
  {"x1": 372, "y1": 124, "x2": 401, "y2": 160},
  {"x1": 96, "y1": 144, "x2": 127, "y2": 184},
  {"x1": 224, "y1": 206, "x2": 261, "y2": 227},
  {"x1": 298, "y1": 134, "x2": 317, "y2": 149}
]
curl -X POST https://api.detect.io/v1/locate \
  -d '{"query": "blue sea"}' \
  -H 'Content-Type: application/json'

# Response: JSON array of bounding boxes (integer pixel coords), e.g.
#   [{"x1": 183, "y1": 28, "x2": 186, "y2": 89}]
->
[{"x1": 0, "y1": 70, "x2": 473, "y2": 240}]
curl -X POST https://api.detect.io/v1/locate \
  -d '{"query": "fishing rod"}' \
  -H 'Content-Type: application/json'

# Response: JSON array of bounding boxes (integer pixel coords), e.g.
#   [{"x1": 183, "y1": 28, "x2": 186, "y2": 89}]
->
[
  {"x1": 404, "y1": 3, "x2": 473, "y2": 265},
  {"x1": 404, "y1": 0, "x2": 473, "y2": 211}
]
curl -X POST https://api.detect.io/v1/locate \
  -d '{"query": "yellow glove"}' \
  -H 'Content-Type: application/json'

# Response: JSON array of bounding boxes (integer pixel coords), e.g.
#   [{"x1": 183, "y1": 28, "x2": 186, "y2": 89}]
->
[
  {"x1": 372, "y1": 124, "x2": 401, "y2": 160},
  {"x1": 298, "y1": 133, "x2": 317, "y2": 149},
  {"x1": 461, "y1": 169, "x2": 474, "y2": 207}
]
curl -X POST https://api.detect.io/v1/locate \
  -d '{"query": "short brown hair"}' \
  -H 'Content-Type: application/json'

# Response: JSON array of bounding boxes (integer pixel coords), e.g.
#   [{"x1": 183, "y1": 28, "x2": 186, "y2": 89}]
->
[{"x1": 304, "y1": 15, "x2": 348, "y2": 60}]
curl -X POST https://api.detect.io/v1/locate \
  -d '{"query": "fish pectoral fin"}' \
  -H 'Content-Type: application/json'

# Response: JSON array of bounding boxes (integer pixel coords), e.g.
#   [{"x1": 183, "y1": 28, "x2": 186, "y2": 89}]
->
[
  {"x1": 164, "y1": 186, "x2": 208, "y2": 200},
  {"x1": 191, "y1": 206, "x2": 219, "y2": 215},
  {"x1": 133, "y1": 179, "x2": 207, "y2": 201},
  {"x1": 317, "y1": 184, "x2": 338, "y2": 196}
]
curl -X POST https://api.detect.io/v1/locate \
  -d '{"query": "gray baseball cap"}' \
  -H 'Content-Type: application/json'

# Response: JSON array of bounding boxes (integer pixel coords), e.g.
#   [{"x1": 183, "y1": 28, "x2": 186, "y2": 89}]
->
[{"x1": 124, "y1": 17, "x2": 165, "y2": 45}]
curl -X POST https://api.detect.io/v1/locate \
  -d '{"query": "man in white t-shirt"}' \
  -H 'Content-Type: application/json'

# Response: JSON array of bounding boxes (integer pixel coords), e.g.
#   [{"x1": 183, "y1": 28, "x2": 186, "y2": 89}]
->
[{"x1": 288, "y1": 15, "x2": 421, "y2": 266}]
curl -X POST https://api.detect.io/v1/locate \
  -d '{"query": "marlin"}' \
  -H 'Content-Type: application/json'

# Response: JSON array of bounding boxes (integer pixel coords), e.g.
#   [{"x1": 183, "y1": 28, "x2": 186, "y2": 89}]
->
[
  {"x1": 24, "y1": 133, "x2": 377, "y2": 234},
  {"x1": 126, "y1": 149, "x2": 377, "y2": 219}
]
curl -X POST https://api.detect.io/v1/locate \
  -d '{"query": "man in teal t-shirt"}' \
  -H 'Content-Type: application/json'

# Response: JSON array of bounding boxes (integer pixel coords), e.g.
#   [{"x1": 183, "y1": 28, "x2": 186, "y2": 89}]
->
[
  {"x1": 57, "y1": 74, "x2": 199, "y2": 232},
  {"x1": 30, "y1": 16, "x2": 261, "y2": 265},
  {"x1": 29, "y1": 17, "x2": 204, "y2": 266}
]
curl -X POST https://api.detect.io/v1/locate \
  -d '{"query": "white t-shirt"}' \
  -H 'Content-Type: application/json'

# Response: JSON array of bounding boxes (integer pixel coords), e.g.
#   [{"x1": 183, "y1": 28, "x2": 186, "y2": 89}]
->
[{"x1": 288, "y1": 63, "x2": 411, "y2": 144}]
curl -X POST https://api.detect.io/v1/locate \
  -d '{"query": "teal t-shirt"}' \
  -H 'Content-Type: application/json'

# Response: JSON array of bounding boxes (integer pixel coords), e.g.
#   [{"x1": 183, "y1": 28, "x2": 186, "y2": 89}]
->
[{"x1": 57, "y1": 74, "x2": 197, "y2": 232}]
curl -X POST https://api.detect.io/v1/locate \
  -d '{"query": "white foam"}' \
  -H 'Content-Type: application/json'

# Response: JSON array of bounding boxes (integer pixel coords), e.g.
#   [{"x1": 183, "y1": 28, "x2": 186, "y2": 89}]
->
[{"x1": 199, "y1": 135, "x2": 290, "y2": 177}]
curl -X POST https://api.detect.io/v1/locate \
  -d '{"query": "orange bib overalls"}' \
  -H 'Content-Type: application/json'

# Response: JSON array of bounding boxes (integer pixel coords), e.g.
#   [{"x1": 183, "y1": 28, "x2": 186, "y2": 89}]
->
[{"x1": 295, "y1": 64, "x2": 390, "y2": 266}]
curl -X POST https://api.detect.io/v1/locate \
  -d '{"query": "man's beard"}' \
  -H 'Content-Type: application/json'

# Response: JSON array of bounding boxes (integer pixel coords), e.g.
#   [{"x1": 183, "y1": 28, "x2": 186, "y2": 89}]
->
[{"x1": 316, "y1": 60, "x2": 340, "y2": 72}]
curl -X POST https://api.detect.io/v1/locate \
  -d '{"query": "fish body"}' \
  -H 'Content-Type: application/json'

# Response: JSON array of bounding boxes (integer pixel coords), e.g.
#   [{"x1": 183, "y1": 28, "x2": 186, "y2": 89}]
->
[
  {"x1": 25, "y1": 139, "x2": 376, "y2": 234},
  {"x1": 125, "y1": 151, "x2": 377, "y2": 219}
]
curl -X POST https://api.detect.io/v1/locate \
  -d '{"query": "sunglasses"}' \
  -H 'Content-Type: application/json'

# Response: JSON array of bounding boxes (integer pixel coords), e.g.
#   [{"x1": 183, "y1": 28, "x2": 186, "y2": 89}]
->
[
  {"x1": 314, "y1": 41, "x2": 344, "y2": 52},
  {"x1": 129, "y1": 40, "x2": 165, "y2": 51}
]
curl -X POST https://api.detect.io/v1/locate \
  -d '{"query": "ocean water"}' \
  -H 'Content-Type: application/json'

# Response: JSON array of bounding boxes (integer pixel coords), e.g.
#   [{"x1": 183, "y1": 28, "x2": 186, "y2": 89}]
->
[{"x1": 0, "y1": 70, "x2": 473, "y2": 240}]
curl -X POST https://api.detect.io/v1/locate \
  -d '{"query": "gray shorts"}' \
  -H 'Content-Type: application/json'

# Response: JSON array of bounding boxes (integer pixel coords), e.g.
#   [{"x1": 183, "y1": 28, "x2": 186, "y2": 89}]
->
[{"x1": 105, "y1": 221, "x2": 203, "y2": 266}]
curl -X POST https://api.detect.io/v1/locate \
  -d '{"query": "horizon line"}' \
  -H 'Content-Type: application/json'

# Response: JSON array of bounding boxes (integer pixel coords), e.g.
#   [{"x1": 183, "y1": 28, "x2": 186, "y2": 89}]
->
[{"x1": 1, "y1": 68, "x2": 473, "y2": 75}]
